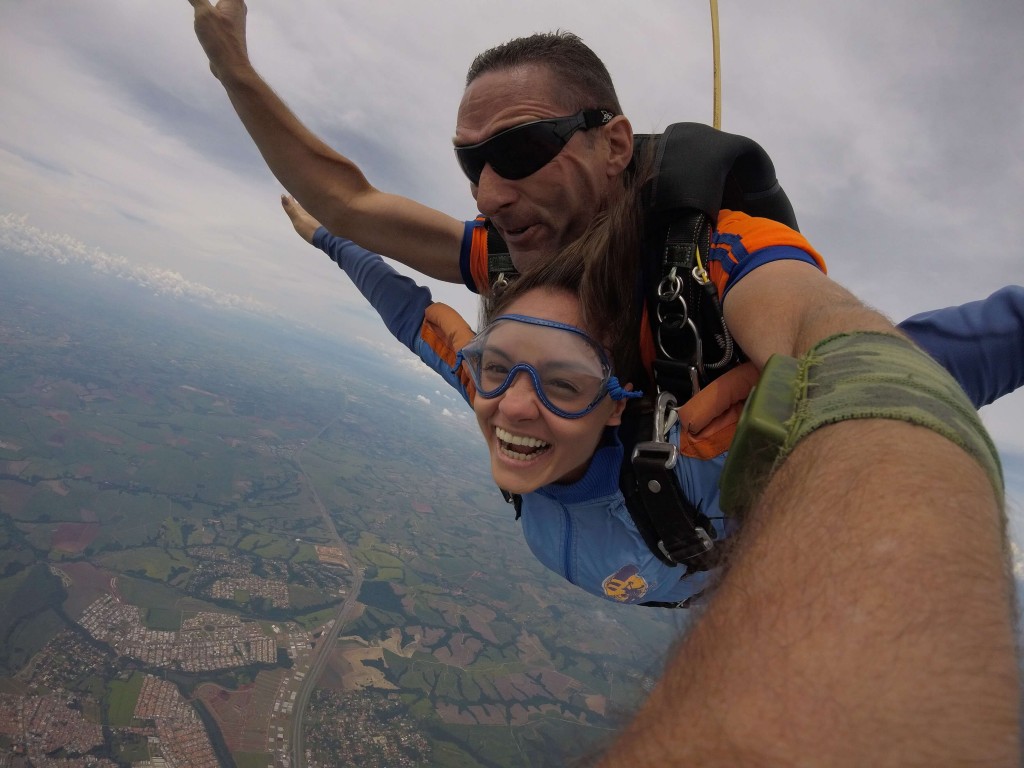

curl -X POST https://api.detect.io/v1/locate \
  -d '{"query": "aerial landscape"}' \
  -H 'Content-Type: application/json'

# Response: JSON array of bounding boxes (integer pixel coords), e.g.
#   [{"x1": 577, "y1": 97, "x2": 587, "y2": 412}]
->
[
  {"x1": 2, "y1": 2, "x2": 1022, "y2": 765},
  {"x1": 0, "y1": 246, "x2": 685, "y2": 767}
]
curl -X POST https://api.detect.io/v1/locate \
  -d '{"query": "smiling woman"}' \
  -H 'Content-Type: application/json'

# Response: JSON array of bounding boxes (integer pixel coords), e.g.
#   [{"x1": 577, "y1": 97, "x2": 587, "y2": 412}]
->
[
  {"x1": 280, "y1": 191, "x2": 731, "y2": 608},
  {"x1": 462, "y1": 289, "x2": 638, "y2": 493}
]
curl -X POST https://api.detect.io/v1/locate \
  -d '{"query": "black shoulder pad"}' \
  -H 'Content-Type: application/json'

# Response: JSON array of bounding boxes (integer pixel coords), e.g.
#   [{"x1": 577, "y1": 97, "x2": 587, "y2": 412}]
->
[{"x1": 644, "y1": 123, "x2": 799, "y2": 231}]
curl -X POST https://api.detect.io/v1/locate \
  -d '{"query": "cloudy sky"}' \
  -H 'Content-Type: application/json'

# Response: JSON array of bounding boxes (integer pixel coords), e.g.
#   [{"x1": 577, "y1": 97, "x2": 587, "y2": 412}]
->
[{"x1": 1, "y1": 1, "x2": 1021, "y2": 463}]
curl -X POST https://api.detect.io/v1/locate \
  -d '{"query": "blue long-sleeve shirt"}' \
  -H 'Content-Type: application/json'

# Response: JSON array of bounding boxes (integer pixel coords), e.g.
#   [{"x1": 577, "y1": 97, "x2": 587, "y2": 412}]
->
[{"x1": 897, "y1": 286, "x2": 1024, "y2": 407}]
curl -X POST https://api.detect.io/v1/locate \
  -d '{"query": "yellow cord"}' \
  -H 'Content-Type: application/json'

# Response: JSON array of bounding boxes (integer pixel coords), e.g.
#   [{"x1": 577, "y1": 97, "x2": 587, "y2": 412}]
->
[
  {"x1": 710, "y1": 0, "x2": 721, "y2": 129},
  {"x1": 693, "y1": 245, "x2": 710, "y2": 284}
]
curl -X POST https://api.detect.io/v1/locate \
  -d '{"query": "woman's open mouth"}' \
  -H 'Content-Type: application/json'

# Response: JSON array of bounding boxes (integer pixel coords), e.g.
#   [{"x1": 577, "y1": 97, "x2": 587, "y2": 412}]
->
[{"x1": 495, "y1": 426, "x2": 550, "y2": 461}]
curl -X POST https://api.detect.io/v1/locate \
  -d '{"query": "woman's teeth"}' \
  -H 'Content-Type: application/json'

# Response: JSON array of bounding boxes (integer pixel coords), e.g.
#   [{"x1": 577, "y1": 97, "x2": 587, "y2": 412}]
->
[{"x1": 495, "y1": 426, "x2": 550, "y2": 459}]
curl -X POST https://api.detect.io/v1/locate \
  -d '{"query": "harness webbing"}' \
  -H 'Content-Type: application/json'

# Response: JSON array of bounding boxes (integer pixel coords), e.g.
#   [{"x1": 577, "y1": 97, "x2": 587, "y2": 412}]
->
[
  {"x1": 486, "y1": 228, "x2": 515, "y2": 295},
  {"x1": 617, "y1": 397, "x2": 718, "y2": 571}
]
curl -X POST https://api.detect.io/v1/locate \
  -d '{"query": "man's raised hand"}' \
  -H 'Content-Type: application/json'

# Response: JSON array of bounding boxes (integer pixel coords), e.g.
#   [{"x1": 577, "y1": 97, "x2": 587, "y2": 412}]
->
[{"x1": 186, "y1": 0, "x2": 249, "y2": 81}]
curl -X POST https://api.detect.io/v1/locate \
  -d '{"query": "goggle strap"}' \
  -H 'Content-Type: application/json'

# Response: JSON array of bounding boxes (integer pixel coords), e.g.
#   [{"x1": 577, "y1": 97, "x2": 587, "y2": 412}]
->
[
  {"x1": 452, "y1": 349, "x2": 466, "y2": 375},
  {"x1": 491, "y1": 313, "x2": 602, "y2": 348},
  {"x1": 608, "y1": 376, "x2": 643, "y2": 401}
]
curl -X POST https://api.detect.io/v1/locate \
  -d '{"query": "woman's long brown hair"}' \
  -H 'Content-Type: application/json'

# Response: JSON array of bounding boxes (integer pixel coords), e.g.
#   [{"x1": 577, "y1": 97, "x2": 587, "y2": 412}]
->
[{"x1": 481, "y1": 148, "x2": 653, "y2": 391}]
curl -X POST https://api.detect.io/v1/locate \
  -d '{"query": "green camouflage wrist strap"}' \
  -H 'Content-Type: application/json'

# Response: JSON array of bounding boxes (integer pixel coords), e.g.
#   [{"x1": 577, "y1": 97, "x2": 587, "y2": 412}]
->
[{"x1": 720, "y1": 332, "x2": 1004, "y2": 513}]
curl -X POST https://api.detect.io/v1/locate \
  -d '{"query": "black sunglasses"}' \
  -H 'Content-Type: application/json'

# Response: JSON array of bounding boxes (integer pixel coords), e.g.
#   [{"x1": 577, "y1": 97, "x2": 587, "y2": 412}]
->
[{"x1": 454, "y1": 109, "x2": 616, "y2": 185}]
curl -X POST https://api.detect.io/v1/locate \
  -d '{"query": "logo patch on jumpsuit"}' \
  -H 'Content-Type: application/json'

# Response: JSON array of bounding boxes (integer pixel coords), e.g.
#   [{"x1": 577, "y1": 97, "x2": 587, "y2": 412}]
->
[{"x1": 602, "y1": 564, "x2": 649, "y2": 602}]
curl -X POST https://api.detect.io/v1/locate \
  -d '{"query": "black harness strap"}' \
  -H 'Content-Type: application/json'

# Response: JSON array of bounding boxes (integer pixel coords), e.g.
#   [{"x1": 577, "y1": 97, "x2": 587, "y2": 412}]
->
[
  {"x1": 640, "y1": 590, "x2": 706, "y2": 610},
  {"x1": 620, "y1": 125, "x2": 797, "y2": 577},
  {"x1": 501, "y1": 488, "x2": 523, "y2": 520},
  {"x1": 487, "y1": 227, "x2": 514, "y2": 295},
  {"x1": 641, "y1": 123, "x2": 795, "y2": 402},
  {"x1": 618, "y1": 394, "x2": 718, "y2": 571}
]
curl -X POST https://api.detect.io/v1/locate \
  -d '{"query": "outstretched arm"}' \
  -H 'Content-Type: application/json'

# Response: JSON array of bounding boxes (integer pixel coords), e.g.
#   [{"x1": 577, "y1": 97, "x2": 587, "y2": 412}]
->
[
  {"x1": 599, "y1": 261, "x2": 1020, "y2": 765},
  {"x1": 280, "y1": 195, "x2": 431, "y2": 349},
  {"x1": 726, "y1": 260, "x2": 1024, "y2": 409},
  {"x1": 898, "y1": 285, "x2": 1024, "y2": 407},
  {"x1": 281, "y1": 196, "x2": 475, "y2": 394},
  {"x1": 187, "y1": 0, "x2": 465, "y2": 281},
  {"x1": 600, "y1": 418, "x2": 1017, "y2": 766}
]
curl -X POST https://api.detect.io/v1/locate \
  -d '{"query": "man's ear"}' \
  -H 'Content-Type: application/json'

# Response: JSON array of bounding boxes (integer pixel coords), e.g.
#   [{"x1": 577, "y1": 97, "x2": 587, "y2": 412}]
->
[{"x1": 604, "y1": 115, "x2": 634, "y2": 177}]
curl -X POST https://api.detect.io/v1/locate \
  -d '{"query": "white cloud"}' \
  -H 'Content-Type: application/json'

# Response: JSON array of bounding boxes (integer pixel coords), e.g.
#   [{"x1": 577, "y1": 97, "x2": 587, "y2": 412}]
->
[
  {"x1": 0, "y1": 213, "x2": 270, "y2": 314},
  {"x1": 416, "y1": 395, "x2": 431, "y2": 406}
]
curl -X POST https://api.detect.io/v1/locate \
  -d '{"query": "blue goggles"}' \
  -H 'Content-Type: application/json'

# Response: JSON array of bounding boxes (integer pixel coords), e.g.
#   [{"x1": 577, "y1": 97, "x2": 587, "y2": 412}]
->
[{"x1": 454, "y1": 314, "x2": 642, "y2": 419}]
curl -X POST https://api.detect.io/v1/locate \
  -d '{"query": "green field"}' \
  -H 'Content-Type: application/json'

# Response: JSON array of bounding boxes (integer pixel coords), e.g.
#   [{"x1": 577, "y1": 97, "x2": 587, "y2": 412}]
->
[
  {"x1": 0, "y1": 564, "x2": 67, "y2": 674},
  {"x1": 117, "y1": 576, "x2": 190, "y2": 615},
  {"x1": 99, "y1": 547, "x2": 193, "y2": 582},
  {"x1": 238, "y1": 533, "x2": 295, "y2": 559},
  {"x1": 110, "y1": 731, "x2": 150, "y2": 763},
  {"x1": 294, "y1": 607, "x2": 336, "y2": 631},
  {"x1": 107, "y1": 672, "x2": 144, "y2": 727},
  {"x1": 290, "y1": 541, "x2": 319, "y2": 564},
  {"x1": 145, "y1": 606, "x2": 182, "y2": 631}
]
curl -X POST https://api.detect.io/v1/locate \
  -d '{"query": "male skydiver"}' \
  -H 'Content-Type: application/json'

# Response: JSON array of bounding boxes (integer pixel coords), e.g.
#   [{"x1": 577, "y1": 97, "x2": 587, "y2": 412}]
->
[{"x1": 187, "y1": 3, "x2": 1020, "y2": 764}]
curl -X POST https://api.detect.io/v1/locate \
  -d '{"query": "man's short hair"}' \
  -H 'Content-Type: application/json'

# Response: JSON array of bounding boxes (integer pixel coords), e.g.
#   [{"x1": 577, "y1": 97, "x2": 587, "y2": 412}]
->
[{"x1": 466, "y1": 31, "x2": 623, "y2": 115}]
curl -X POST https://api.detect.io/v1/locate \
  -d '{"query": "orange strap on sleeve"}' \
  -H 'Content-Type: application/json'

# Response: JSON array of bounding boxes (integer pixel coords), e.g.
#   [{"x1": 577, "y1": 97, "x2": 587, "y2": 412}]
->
[
  {"x1": 421, "y1": 303, "x2": 478, "y2": 402},
  {"x1": 675, "y1": 362, "x2": 759, "y2": 459},
  {"x1": 468, "y1": 222, "x2": 491, "y2": 294}
]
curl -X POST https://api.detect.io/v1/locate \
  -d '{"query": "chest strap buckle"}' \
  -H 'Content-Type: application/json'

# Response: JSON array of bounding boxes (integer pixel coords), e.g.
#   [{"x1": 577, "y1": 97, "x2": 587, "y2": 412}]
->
[{"x1": 630, "y1": 392, "x2": 715, "y2": 566}]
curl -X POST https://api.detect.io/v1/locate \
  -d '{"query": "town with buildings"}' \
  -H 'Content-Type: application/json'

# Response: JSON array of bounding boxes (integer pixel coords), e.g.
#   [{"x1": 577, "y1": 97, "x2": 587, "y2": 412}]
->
[{"x1": 78, "y1": 598, "x2": 277, "y2": 672}]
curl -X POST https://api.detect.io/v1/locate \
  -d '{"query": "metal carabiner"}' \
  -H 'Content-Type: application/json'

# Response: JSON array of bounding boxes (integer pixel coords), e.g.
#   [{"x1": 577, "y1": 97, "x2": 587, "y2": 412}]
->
[
  {"x1": 655, "y1": 294, "x2": 690, "y2": 327},
  {"x1": 652, "y1": 390, "x2": 679, "y2": 443},
  {"x1": 491, "y1": 272, "x2": 511, "y2": 296},
  {"x1": 655, "y1": 315, "x2": 703, "y2": 365},
  {"x1": 657, "y1": 268, "x2": 684, "y2": 302}
]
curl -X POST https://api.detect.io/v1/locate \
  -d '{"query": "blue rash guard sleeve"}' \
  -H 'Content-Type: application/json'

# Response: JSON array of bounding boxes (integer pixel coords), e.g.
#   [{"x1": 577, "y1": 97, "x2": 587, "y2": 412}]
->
[
  {"x1": 897, "y1": 285, "x2": 1024, "y2": 408},
  {"x1": 312, "y1": 226, "x2": 433, "y2": 352},
  {"x1": 311, "y1": 227, "x2": 474, "y2": 402}
]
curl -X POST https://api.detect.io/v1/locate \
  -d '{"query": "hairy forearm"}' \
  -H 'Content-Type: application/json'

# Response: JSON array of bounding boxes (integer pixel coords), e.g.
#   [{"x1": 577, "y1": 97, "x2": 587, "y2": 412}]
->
[
  {"x1": 600, "y1": 420, "x2": 1019, "y2": 765},
  {"x1": 218, "y1": 66, "x2": 370, "y2": 225},
  {"x1": 788, "y1": 283, "x2": 895, "y2": 356},
  {"x1": 214, "y1": 67, "x2": 461, "y2": 281},
  {"x1": 184, "y1": 0, "x2": 465, "y2": 281},
  {"x1": 725, "y1": 261, "x2": 897, "y2": 368}
]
